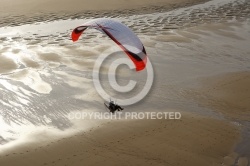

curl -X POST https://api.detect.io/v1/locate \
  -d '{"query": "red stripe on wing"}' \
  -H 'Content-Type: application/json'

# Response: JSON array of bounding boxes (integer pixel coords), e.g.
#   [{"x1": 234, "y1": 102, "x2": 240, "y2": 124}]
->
[{"x1": 99, "y1": 25, "x2": 147, "y2": 71}]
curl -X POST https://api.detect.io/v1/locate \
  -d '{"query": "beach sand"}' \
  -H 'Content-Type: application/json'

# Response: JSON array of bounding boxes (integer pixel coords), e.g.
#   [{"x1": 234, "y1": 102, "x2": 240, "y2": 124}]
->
[
  {"x1": 185, "y1": 72, "x2": 250, "y2": 121},
  {"x1": 183, "y1": 71, "x2": 250, "y2": 165},
  {"x1": 1, "y1": 0, "x2": 250, "y2": 165},
  {"x1": 0, "y1": 0, "x2": 207, "y2": 14},
  {"x1": 0, "y1": 0, "x2": 209, "y2": 27},
  {"x1": 0, "y1": 112, "x2": 239, "y2": 166}
]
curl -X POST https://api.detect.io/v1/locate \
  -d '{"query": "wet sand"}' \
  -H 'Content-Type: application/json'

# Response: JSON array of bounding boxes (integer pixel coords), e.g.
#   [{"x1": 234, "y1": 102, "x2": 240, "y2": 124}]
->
[
  {"x1": 186, "y1": 72, "x2": 250, "y2": 121},
  {"x1": 1, "y1": 0, "x2": 208, "y2": 13},
  {"x1": 0, "y1": 113, "x2": 239, "y2": 166},
  {"x1": 183, "y1": 71, "x2": 250, "y2": 165},
  {"x1": 0, "y1": 0, "x2": 210, "y2": 27}
]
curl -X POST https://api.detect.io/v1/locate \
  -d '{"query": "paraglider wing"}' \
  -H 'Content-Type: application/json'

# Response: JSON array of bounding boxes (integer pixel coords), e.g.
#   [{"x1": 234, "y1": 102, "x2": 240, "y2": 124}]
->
[
  {"x1": 72, "y1": 26, "x2": 88, "y2": 42},
  {"x1": 71, "y1": 18, "x2": 147, "y2": 71}
]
